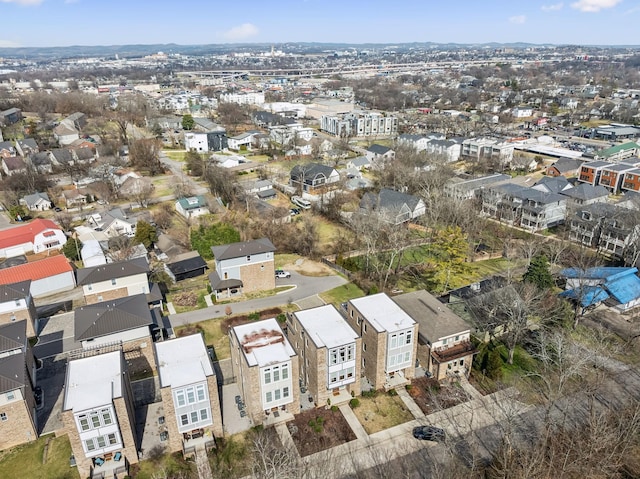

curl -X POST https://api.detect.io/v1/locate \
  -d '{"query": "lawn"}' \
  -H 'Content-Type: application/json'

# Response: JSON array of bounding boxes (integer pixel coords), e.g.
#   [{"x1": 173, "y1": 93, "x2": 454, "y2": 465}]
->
[
  {"x1": 351, "y1": 391, "x2": 414, "y2": 434},
  {"x1": 163, "y1": 150, "x2": 187, "y2": 162},
  {"x1": 150, "y1": 175, "x2": 175, "y2": 197},
  {"x1": 319, "y1": 283, "x2": 365, "y2": 307},
  {"x1": 176, "y1": 318, "x2": 230, "y2": 360},
  {"x1": 132, "y1": 450, "x2": 196, "y2": 479},
  {"x1": 0, "y1": 435, "x2": 79, "y2": 479}
]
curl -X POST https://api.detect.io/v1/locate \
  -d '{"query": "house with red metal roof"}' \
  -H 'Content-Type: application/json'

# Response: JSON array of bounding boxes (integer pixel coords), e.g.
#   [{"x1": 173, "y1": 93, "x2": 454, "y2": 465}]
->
[
  {"x1": 0, "y1": 219, "x2": 66, "y2": 258},
  {"x1": 0, "y1": 255, "x2": 75, "y2": 298}
]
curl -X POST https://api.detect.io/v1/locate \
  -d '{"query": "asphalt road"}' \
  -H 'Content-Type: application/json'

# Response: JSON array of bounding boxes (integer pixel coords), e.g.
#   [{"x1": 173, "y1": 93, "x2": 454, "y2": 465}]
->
[{"x1": 169, "y1": 270, "x2": 348, "y2": 327}]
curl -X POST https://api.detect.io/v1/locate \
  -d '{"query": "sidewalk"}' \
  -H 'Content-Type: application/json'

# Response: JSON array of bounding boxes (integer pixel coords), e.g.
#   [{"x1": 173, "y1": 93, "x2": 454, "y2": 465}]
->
[
  {"x1": 338, "y1": 403, "x2": 368, "y2": 440},
  {"x1": 396, "y1": 386, "x2": 425, "y2": 419}
]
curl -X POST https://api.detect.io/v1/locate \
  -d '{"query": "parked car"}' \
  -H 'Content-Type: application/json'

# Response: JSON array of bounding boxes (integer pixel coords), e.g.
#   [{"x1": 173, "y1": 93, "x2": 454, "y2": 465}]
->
[
  {"x1": 413, "y1": 425, "x2": 445, "y2": 442},
  {"x1": 275, "y1": 269, "x2": 291, "y2": 279}
]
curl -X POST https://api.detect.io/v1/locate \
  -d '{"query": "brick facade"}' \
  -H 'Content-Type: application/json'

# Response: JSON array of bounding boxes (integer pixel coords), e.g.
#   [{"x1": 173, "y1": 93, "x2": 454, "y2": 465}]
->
[
  {"x1": 122, "y1": 335, "x2": 156, "y2": 376},
  {"x1": 0, "y1": 306, "x2": 36, "y2": 338},
  {"x1": 0, "y1": 390, "x2": 37, "y2": 450},
  {"x1": 84, "y1": 287, "x2": 129, "y2": 305},
  {"x1": 239, "y1": 262, "x2": 275, "y2": 293}
]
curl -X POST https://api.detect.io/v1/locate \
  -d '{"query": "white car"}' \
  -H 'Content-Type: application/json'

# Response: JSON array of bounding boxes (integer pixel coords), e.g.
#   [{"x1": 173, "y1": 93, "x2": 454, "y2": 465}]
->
[{"x1": 275, "y1": 270, "x2": 291, "y2": 279}]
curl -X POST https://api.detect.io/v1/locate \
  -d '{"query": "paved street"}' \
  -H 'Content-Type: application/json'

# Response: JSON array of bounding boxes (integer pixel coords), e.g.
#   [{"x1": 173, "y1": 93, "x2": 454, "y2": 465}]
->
[{"x1": 169, "y1": 270, "x2": 348, "y2": 327}]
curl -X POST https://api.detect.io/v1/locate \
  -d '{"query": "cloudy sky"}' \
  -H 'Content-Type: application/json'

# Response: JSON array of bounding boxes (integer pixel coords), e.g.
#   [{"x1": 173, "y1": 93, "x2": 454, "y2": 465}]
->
[{"x1": 0, "y1": 0, "x2": 637, "y2": 48}]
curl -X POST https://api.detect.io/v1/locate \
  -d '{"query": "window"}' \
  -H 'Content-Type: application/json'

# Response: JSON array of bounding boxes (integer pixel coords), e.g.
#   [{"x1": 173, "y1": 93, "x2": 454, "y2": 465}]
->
[
  {"x1": 79, "y1": 416, "x2": 90, "y2": 431},
  {"x1": 330, "y1": 350, "x2": 338, "y2": 365},
  {"x1": 273, "y1": 368, "x2": 280, "y2": 382},
  {"x1": 283, "y1": 387, "x2": 289, "y2": 398},
  {"x1": 176, "y1": 390, "x2": 186, "y2": 407},
  {"x1": 266, "y1": 392, "x2": 273, "y2": 403},
  {"x1": 85, "y1": 439, "x2": 96, "y2": 451},
  {"x1": 96, "y1": 436, "x2": 106, "y2": 448},
  {"x1": 406, "y1": 331, "x2": 412, "y2": 345},
  {"x1": 87, "y1": 284, "x2": 92, "y2": 291},
  {"x1": 14, "y1": 300, "x2": 20, "y2": 307},
  {"x1": 274, "y1": 389, "x2": 281, "y2": 400},
  {"x1": 363, "y1": 343, "x2": 367, "y2": 352},
  {"x1": 181, "y1": 414, "x2": 189, "y2": 426},
  {"x1": 363, "y1": 323, "x2": 367, "y2": 333},
  {"x1": 455, "y1": 335, "x2": 459, "y2": 341},
  {"x1": 443, "y1": 338, "x2": 448, "y2": 345},
  {"x1": 97, "y1": 296, "x2": 103, "y2": 302},
  {"x1": 196, "y1": 385, "x2": 206, "y2": 401},
  {"x1": 190, "y1": 411, "x2": 198, "y2": 423},
  {"x1": 404, "y1": 351, "x2": 410, "y2": 362},
  {"x1": 90, "y1": 413, "x2": 101, "y2": 428},
  {"x1": 390, "y1": 334, "x2": 398, "y2": 349},
  {"x1": 111, "y1": 279, "x2": 117, "y2": 286},
  {"x1": 6, "y1": 391, "x2": 15, "y2": 401},
  {"x1": 200, "y1": 409, "x2": 208, "y2": 421},
  {"x1": 264, "y1": 370, "x2": 271, "y2": 384},
  {"x1": 186, "y1": 388, "x2": 196, "y2": 404},
  {"x1": 101, "y1": 409, "x2": 112, "y2": 425},
  {"x1": 460, "y1": 359, "x2": 464, "y2": 366}
]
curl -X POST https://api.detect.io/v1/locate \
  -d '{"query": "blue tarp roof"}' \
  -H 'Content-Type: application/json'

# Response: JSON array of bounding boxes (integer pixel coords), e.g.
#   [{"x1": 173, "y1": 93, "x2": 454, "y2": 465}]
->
[
  {"x1": 560, "y1": 267, "x2": 638, "y2": 281},
  {"x1": 560, "y1": 286, "x2": 610, "y2": 307},
  {"x1": 606, "y1": 273, "x2": 640, "y2": 305}
]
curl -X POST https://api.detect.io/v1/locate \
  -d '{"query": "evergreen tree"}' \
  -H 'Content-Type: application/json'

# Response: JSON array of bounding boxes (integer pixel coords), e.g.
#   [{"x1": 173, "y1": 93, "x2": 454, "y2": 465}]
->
[{"x1": 523, "y1": 254, "x2": 554, "y2": 290}]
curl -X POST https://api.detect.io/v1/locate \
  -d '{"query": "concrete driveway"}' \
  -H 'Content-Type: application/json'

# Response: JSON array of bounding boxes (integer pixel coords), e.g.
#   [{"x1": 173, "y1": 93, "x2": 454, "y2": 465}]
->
[{"x1": 169, "y1": 270, "x2": 348, "y2": 327}]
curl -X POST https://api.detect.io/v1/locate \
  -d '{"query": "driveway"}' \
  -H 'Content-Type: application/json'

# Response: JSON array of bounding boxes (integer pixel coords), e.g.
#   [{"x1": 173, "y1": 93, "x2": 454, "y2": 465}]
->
[
  {"x1": 0, "y1": 211, "x2": 13, "y2": 230},
  {"x1": 169, "y1": 270, "x2": 347, "y2": 327}
]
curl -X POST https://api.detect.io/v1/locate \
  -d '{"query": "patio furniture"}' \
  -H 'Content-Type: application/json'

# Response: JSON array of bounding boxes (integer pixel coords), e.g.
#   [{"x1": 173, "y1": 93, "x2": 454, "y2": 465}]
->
[
  {"x1": 94, "y1": 457, "x2": 105, "y2": 467},
  {"x1": 104, "y1": 453, "x2": 113, "y2": 461},
  {"x1": 114, "y1": 452, "x2": 122, "y2": 462}
]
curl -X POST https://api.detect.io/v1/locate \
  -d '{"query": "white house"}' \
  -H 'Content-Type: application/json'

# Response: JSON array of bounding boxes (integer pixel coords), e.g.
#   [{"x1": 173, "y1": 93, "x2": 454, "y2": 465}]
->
[
  {"x1": 75, "y1": 257, "x2": 150, "y2": 305},
  {"x1": 0, "y1": 219, "x2": 66, "y2": 258},
  {"x1": 175, "y1": 196, "x2": 210, "y2": 218}
]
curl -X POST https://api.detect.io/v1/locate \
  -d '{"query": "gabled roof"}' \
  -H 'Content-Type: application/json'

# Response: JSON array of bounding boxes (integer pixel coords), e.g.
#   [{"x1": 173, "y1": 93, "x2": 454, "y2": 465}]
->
[
  {"x1": 212, "y1": 237, "x2": 276, "y2": 261},
  {"x1": 597, "y1": 142, "x2": 640, "y2": 158},
  {"x1": 76, "y1": 257, "x2": 149, "y2": 286},
  {"x1": 16, "y1": 138, "x2": 38, "y2": 152},
  {"x1": 560, "y1": 267, "x2": 640, "y2": 307},
  {"x1": 50, "y1": 148, "x2": 74, "y2": 164},
  {"x1": 0, "y1": 219, "x2": 61, "y2": 250},
  {"x1": 30, "y1": 151, "x2": 51, "y2": 167},
  {"x1": 176, "y1": 195, "x2": 207, "y2": 210},
  {"x1": 367, "y1": 144, "x2": 392, "y2": 155},
  {"x1": 74, "y1": 294, "x2": 153, "y2": 341},
  {"x1": 0, "y1": 320, "x2": 27, "y2": 355},
  {"x1": 0, "y1": 352, "x2": 26, "y2": 394},
  {"x1": 549, "y1": 157, "x2": 583, "y2": 173},
  {"x1": 0, "y1": 255, "x2": 72, "y2": 285},
  {"x1": 23, "y1": 192, "x2": 50, "y2": 208},
  {"x1": 74, "y1": 147, "x2": 95, "y2": 161},
  {"x1": 392, "y1": 290, "x2": 471, "y2": 341},
  {"x1": 0, "y1": 280, "x2": 31, "y2": 303},
  {"x1": 3, "y1": 156, "x2": 27, "y2": 171},
  {"x1": 534, "y1": 176, "x2": 571, "y2": 194},
  {"x1": 560, "y1": 183, "x2": 609, "y2": 201},
  {"x1": 290, "y1": 163, "x2": 337, "y2": 182},
  {"x1": 166, "y1": 251, "x2": 207, "y2": 274},
  {"x1": 0, "y1": 141, "x2": 15, "y2": 153},
  {"x1": 349, "y1": 156, "x2": 370, "y2": 167},
  {"x1": 361, "y1": 188, "x2": 422, "y2": 212}
]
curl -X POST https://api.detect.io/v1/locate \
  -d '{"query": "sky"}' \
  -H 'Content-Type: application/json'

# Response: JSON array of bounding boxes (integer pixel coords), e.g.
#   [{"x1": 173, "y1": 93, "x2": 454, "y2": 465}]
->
[{"x1": 0, "y1": 0, "x2": 639, "y2": 48}]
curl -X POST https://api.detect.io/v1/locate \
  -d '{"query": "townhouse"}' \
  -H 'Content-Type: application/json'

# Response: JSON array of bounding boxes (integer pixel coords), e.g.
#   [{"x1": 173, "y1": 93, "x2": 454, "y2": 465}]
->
[
  {"x1": 229, "y1": 318, "x2": 299, "y2": 425},
  {"x1": 287, "y1": 305, "x2": 361, "y2": 407},
  {"x1": 76, "y1": 257, "x2": 150, "y2": 305},
  {"x1": 0, "y1": 280, "x2": 37, "y2": 337},
  {"x1": 209, "y1": 238, "x2": 276, "y2": 300},
  {"x1": 345, "y1": 293, "x2": 418, "y2": 390},
  {"x1": 392, "y1": 290, "x2": 477, "y2": 381},
  {"x1": 154, "y1": 334, "x2": 223, "y2": 456},
  {"x1": 578, "y1": 160, "x2": 611, "y2": 186},
  {"x1": 597, "y1": 163, "x2": 638, "y2": 193},
  {"x1": 320, "y1": 111, "x2": 398, "y2": 138},
  {"x1": 444, "y1": 174, "x2": 511, "y2": 201},
  {"x1": 461, "y1": 138, "x2": 514, "y2": 165},
  {"x1": 0, "y1": 320, "x2": 38, "y2": 450},
  {"x1": 62, "y1": 351, "x2": 138, "y2": 479}
]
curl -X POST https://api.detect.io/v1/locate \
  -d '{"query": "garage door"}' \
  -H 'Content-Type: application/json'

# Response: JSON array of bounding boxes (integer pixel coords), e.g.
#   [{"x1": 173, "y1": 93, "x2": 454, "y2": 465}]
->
[{"x1": 5, "y1": 245, "x2": 25, "y2": 258}]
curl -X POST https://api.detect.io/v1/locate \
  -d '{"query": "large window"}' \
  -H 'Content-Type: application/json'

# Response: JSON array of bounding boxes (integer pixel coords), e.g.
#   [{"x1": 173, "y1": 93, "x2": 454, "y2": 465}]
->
[
  {"x1": 263, "y1": 364, "x2": 288, "y2": 384},
  {"x1": 83, "y1": 433, "x2": 119, "y2": 453},
  {"x1": 329, "y1": 344, "x2": 355, "y2": 365},
  {"x1": 77, "y1": 408, "x2": 114, "y2": 432},
  {"x1": 174, "y1": 385, "x2": 207, "y2": 407}
]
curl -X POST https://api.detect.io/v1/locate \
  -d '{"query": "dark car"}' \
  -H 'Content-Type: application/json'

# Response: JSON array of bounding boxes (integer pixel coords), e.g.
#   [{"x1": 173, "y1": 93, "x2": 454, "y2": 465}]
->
[
  {"x1": 413, "y1": 425, "x2": 445, "y2": 442},
  {"x1": 34, "y1": 386, "x2": 43, "y2": 406}
]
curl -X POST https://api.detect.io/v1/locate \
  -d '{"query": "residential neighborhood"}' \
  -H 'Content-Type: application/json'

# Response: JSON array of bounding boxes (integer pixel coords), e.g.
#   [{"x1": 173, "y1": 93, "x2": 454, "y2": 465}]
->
[{"x1": 2, "y1": 24, "x2": 640, "y2": 479}]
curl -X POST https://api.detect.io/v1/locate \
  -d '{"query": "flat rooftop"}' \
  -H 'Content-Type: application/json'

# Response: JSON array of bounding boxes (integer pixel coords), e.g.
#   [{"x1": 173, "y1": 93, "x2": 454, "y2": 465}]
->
[
  {"x1": 349, "y1": 293, "x2": 415, "y2": 333},
  {"x1": 155, "y1": 334, "x2": 213, "y2": 389},
  {"x1": 294, "y1": 305, "x2": 358, "y2": 349},
  {"x1": 64, "y1": 350, "x2": 122, "y2": 412},
  {"x1": 233, "y1": 318, "x2": 295, "y2": 367}
]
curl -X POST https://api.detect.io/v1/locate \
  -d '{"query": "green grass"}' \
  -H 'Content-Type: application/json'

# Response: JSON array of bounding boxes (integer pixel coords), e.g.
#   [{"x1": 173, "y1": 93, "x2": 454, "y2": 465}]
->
[
  {"x1": 133, "y1": 451, "x2": 195, "y2": 479},
  {"x1": 176, "y1": 318, "x2": 230, "y2": 360},
  {"x1": 163, "y1": 150, "x2": 186, "y2": 162},
  {"x1": 0, "y1": 435, "x2": 79, "y2": 479},
  {"x1": 352, "y1": 392, "x2": 414, "y2": 434},
  {"x1": 319, "y1": 283, "x2": 365, "y2": 307}
]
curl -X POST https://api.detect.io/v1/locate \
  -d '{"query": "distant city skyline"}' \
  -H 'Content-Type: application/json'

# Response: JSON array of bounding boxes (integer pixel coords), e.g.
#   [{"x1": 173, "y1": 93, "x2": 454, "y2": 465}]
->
[{"x1": 0, "y1": 0, "x2": 637, "y2": 49}]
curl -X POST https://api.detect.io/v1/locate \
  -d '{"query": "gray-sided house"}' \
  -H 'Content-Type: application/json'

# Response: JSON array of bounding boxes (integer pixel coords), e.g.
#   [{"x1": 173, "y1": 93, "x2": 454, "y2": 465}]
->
[
  {"x1": 360, "y1": 188, "x2": 426, "y2": 225},
  {"x1": 20, "y1": 192, "x2": 53, "y2": 212},
  {"x1": 62, "y1": 351, "x2": 138, "y2": 479},
  {"x1": 209, "y1": 238, "x2": 275, "y2": 300},
  {"x1": 76, "y1": 257, "x2": 151, "y2": 305},
  {"x1": 289, "y1": 163, "x2": 340, "y2": 194},
  {"x1": 154, "y1": 334, "x2": 223, "y2": 456},
  {"x1": 0, "y1": 320, "x2": 37, "y2": 451}
]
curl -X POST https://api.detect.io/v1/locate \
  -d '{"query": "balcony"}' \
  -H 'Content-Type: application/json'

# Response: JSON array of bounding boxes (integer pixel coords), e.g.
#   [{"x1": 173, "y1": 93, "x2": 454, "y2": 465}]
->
[
  {"x1": 431, "y1": 341, "x2": 478, "y2": 364},
  {"x1": 90, "y1": 451, "x2": 127, "y2": 479}
]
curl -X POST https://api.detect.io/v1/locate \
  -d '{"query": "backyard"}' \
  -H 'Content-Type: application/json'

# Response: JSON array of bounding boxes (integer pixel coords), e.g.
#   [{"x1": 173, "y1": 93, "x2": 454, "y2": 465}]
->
[
  {"x1": 288, "y1": 407, "x2": 357, "y2": 457},
  {"x1": 0, "y1": 435, "x2": 79, "y2": 479},
  {"x1": 351, "y1": 390, "x2": 414, "y2": 434},
  {"x1": 407, "y1": 377, "x2": 471, "y2": 415}
]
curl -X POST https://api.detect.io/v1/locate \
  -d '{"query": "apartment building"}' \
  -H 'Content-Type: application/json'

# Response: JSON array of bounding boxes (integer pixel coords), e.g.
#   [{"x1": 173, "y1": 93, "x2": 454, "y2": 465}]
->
[
  {"x1": 287, "y1": 305, "x2": 361, "y2": 407},
  {"x1": 0, "y1": 280, "x2": 37, "y2": 337},
  {"x1": 0, "y1": 320, "x2": 37, "y2": 450},
  {"x1": 229, "y1": 318, "x2": 299, "y2": 425},
  {"x1": 62, "y1": 351, "x2": 138, "y2": 479},
  {"x1": 320, "y1": 111, "x2": 398, "y2": 138},
  {"x1": 155, "y1": 334, "x2": 223, "y2": 456},
  {"x1": 345, "y1": 293, "x2": 418, "y2": 390}
]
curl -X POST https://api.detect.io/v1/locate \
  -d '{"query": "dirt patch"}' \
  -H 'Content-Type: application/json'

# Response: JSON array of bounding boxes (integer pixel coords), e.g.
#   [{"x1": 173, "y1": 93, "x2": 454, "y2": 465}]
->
[
  {"x1": 351, "y1": 391, "x2": 414, "y2": 434},
  {"x1": 282, "y1": 259, "x2": 335, "y2": 277},
  {"x1": 220, "y1": 307, "x2": 286, "y2": 334},
  {"x1": 288, "y1": 407, "x2": 356, "y2": 457},
  {"x1": 408, "y1": 377, "x2": 469, "y2": 415}
]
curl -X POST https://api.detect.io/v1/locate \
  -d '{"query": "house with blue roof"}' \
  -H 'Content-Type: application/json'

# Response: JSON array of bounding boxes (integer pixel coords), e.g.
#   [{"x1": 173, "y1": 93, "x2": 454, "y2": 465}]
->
[{"x1": 559, "y1": 267, "x2": 640, "y2": 312}]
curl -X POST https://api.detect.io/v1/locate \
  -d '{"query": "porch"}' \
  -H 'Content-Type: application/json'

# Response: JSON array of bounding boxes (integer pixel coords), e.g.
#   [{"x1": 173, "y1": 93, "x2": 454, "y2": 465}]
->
[
  {"x1": 262, "y1": 406, "x2": 294, "y2": 427},
  {"x1": 383, "y1": 370, "x2": 409, "y2": 391},
  {"x1": 90, "y1": 452, "x2": 128, "y2": 479},
  {"x1": 182, "y1": 429, "x2": 215, "y2": 459}
]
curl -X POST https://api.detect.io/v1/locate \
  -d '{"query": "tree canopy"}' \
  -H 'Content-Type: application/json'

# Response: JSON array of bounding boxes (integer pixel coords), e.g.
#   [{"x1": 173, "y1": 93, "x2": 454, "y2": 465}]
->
[
  {"x1": 134, "y1": 220, "x2": 158, "y2": 249},
  {"x1": 190, "y1": 223, "x2": 241, "y2": 260},
  {"x1": 182, "y1": 114, "x2": 195, "y2": 131},
  {"x1": 523, "y1": 254, "x2": 554, "y2": 290}
]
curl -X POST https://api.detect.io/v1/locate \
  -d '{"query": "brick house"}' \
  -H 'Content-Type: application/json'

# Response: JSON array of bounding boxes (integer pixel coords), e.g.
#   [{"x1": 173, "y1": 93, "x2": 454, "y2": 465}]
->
[
  {"x1": 76, "y1": 257, "x2": 150, "y2": 305},
  {"x1": 578, "y1": 160, "x2": 612, "y2": 186},
  {"x1": 345, "y1": 293, "x2": 418, "y2": 390},
  {"x1": 154, "y1": 334, "x2": 223, "y2": 456},
  {"x1": 229, "y1": 318, "x2": 299, "y2": 426},
  {"x1": 209, "y1": 238, "x2": 276, "y2": 300},
  {"x1": 392, "y1": 290, "x2": 477, "y2": 381},
  {"x1": 0, "y1": 320, "x2": 38, "y2": 451},
  {"x1": 0, "y1": 280, "x2": 37, "y2": 337},
  {"x1": 62, "y1": 351, "x2": 138, "y2": 479},
  {"x1": 287, "y1": 305, "x2": 361, "y2": 407},
  {"x1": 74, "y1": 294, "x2": 156, "y2": 375},
  {"x1": 597, "y1": 163, "x2": 638, "y2": 193},
  {"x1": 546, "y1": 157, "x2": 583, "y2": 178},
  {"x1": 622, "y1": 168, "x2": 640, "y2": 192}
]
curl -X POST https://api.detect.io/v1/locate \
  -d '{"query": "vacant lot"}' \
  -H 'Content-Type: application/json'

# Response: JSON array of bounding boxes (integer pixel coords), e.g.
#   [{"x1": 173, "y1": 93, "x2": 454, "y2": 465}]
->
[
  {"x1": 0, "y1": 435, "x2": 79, "y2": 479},
  {"x1": 351, "y1": 391, "x2": 414, "y2": 434},
  {"x1": 289, "y1": 407, "x2": 357, "y2": 456},
  {"x1": 408, "y1": 377, "x2": 470, "y2": 415}
]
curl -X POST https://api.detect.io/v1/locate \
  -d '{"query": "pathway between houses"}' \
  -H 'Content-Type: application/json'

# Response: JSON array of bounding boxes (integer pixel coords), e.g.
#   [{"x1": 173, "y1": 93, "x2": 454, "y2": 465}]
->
[
  {"x1": 195, "y1": 447, "x2": 213, "y2": 479},
  {"x1": 338, "y1": 403, "x2": 368, "y2": 440},
  {"x1": 396, "y1": 387, "x2": 425, "y2": 419}
]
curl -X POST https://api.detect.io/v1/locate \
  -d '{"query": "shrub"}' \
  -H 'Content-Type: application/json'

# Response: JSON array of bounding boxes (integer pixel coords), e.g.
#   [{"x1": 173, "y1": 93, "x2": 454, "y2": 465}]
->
[
  {"x1": 276, "y1": 313, "x2": 286, "y2": 323},
  {"x1": 387, "y1": 389, "x2": 398, "y2": 396},
  {"x1": 362, "y1": 390, "x2": 378, "y2": 398},
  {"x1": 331, "y1": 405, "x2": 338, "y2": 412},
  {"x1": 308, "y1": 416, "x2": 324, "y2": 433},
  {"x1": 248, "y1": 312, "x2": 260, "y2": 321},
  {"x1": 349, "y1": 398, "x2": 360, "y2": 408},
  {"x1": 405, "y1": 384, "x2": 413, "y2": 391},
  {"x1": 368, "y1": 285, "x2": 379, "y2": 295}
]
